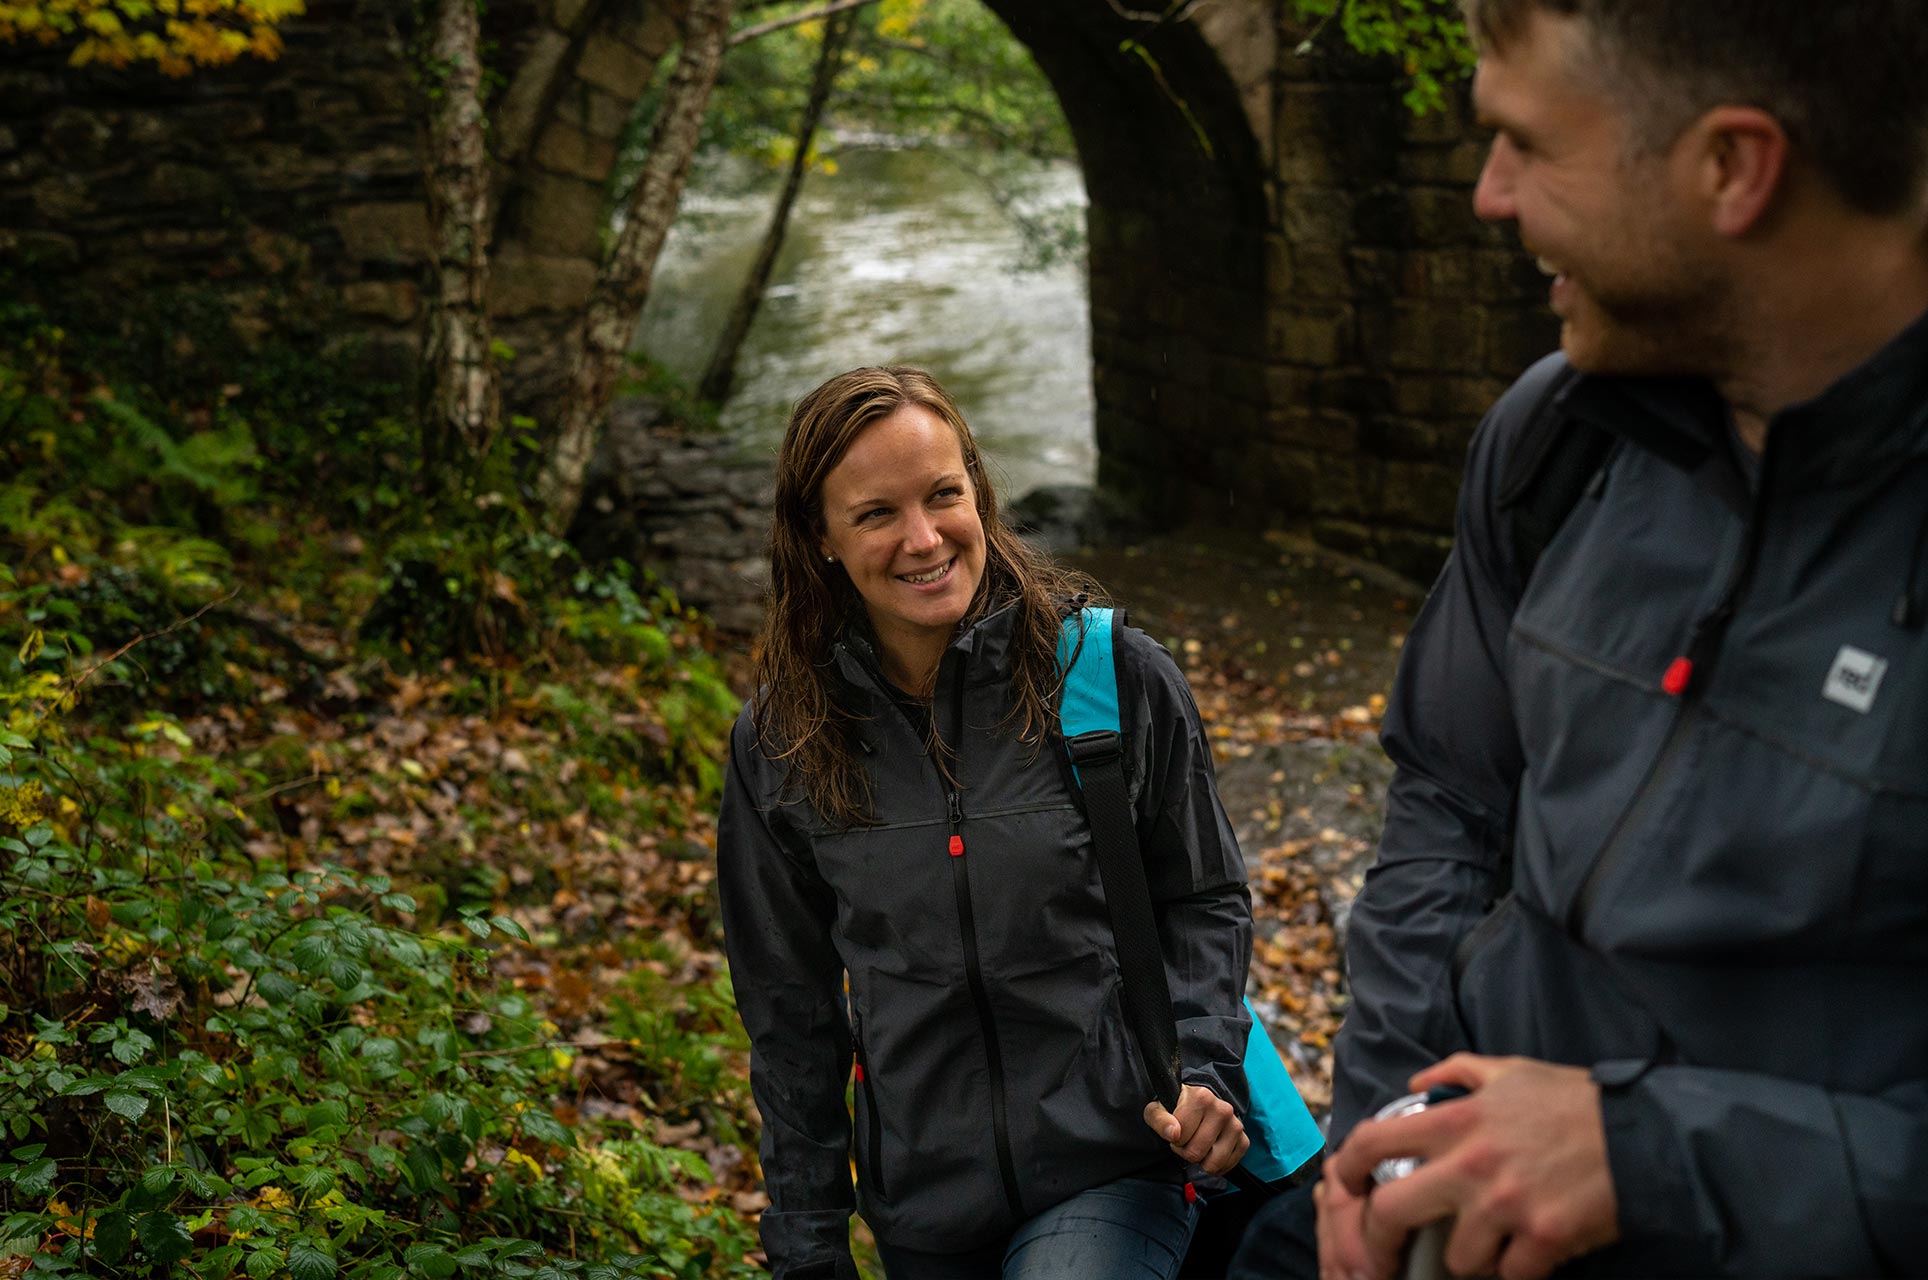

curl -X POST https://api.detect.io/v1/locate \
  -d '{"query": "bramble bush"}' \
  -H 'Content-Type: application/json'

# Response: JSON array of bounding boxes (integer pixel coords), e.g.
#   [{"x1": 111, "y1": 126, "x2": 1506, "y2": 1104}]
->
[
  {"x1": 0, "y1": 609, "x2": 762, "y2": 1279},
  {"x1": 0, "y1": 283, "x2": 766, "y2": 1278}
]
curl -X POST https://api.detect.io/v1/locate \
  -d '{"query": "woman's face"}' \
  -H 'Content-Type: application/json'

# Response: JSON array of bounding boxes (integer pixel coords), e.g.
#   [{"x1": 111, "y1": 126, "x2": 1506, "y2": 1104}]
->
[{"x1": 817, "y1": 402, "x2": 987, "y2": 673}]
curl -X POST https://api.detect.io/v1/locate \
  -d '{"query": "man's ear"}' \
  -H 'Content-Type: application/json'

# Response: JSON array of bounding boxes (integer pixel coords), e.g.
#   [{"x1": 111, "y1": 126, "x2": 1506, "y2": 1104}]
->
[{"x1": 1691, "y1": 105, "x2": 1789, "y2": 238}]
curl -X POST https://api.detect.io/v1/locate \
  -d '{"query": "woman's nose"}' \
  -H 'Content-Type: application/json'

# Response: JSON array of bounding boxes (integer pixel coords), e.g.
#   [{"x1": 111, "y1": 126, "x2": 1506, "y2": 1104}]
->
[{"x1": 902, "y1": 509, "x2": 942, "y2": 553}]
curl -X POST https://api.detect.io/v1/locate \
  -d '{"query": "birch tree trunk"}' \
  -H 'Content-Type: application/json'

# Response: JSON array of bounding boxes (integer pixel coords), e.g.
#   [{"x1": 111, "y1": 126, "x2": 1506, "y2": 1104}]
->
[
  {"x1": 537, "y1": 0, "x2": 736, "y2": 536},
  {"x1": 698, "y1": 7, "x2": 855, "y2": 407},
  {"x1": 420, "y1": 0, "x2": 500, "y2": 486}
]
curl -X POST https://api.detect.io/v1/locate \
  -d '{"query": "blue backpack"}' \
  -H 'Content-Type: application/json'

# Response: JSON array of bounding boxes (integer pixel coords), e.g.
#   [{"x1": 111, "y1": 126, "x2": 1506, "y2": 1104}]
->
[{"x1": 1056, "y1": 606, "x2": 1324, "y2": 1189}]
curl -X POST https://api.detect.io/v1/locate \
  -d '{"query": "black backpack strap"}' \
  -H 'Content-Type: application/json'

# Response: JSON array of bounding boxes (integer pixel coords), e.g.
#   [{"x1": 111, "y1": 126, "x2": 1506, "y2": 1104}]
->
[
  {"x1": 1064, "y1": 727, "x2": 1182, "y2": 1108},
  {"x1": 1495, "y1": 359, "x2": 1616, "y2": 583}
]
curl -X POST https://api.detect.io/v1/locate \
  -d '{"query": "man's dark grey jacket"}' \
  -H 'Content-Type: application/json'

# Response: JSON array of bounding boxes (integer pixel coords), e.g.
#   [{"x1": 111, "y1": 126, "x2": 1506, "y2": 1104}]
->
[
  {"x1": 1332, "y1": 312, "x2": 1928, "y2": 1276},
  {"x1": 718, "y1": 608, "x2": 1252, "y2": 1277}
]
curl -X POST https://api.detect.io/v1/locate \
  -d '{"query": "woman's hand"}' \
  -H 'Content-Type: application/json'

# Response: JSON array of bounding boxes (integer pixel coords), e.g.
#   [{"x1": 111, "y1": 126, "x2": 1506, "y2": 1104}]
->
[{"x1": 1143, "y1": 1084, "x2": 1249, "y2": 1175}]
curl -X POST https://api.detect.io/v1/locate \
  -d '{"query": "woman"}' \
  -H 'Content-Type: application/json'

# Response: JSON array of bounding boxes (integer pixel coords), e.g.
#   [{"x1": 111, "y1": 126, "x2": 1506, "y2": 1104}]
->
[{"x1": 718, "y1": 366, "x2": 1255, "y2": 1279}]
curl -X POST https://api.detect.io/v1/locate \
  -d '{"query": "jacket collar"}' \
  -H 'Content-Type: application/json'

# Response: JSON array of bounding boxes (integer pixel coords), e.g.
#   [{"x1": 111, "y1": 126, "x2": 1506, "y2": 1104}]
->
[
  {"x1": 828, "y1": 597, "x2": 1024, "y2": 700},
  {"x1": 1558, "y1": 304, "x2": 1928, "y2": 493}
]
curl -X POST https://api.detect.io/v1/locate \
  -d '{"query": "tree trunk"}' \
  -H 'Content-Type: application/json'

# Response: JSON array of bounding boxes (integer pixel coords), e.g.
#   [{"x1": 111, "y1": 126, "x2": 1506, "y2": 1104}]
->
[
  {"x1": 698, "y1": 8, "x2": 855, "y2": 407},
  {"x1": 537, "y1": 0, "x2": 737, "y2": 536},
  {"x1": 419, "y1": 0, "x2": 500, "y2": 488}
]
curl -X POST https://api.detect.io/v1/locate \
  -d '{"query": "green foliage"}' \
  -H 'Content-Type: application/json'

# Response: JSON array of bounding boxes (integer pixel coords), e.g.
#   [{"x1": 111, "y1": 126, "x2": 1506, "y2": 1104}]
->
[
  {"x1": 1289, "y1": 0, "x2": 1475, "y2": 114},
  {"x1": 636, "y1": 0, "x2": 1081, "y2": 271},
  {"x1": 0, "y1": 628, "x2": 761, "y2": 1278}
]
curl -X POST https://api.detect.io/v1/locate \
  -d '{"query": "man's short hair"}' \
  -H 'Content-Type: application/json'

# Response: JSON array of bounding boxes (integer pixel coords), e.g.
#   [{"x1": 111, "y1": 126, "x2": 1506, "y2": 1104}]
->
[{"x1": 1462, "y1": 0, "x2": 1928, "y2": 216}]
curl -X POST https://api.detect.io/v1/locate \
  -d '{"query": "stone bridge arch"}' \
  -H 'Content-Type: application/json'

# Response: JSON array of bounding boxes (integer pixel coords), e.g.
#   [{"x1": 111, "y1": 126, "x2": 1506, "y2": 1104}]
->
[{"x1": 0, "y1": 0, "x2": 1555, "y2": 575}]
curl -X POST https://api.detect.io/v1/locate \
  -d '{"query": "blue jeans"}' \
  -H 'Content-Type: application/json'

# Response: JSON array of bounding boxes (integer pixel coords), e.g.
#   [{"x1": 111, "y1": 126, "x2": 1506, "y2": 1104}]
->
[{"x1": 876, "y1": 1177, "x2": 1200, "y2": 1280}]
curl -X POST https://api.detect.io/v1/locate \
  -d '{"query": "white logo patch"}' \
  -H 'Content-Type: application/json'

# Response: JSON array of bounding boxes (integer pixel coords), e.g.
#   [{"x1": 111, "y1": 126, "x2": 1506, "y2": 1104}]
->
[{"x1": 1822, "y1": 645, "x2": 1889, "y2": 714}]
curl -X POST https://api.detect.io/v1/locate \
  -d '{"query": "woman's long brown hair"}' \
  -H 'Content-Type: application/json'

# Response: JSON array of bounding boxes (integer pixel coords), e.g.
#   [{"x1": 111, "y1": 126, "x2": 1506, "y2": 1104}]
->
[{"x1": 750, "y1": 365, "x2": 1102, "y2": 828}]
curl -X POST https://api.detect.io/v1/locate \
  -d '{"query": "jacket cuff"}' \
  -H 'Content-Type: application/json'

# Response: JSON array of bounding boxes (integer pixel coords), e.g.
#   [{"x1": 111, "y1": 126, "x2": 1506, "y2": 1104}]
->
[
  {"x1": 1593, "y1": 1064, "x2": 1719, "y2": 1273},
  {"x1": 760, "y1": 1208, "x2": 858, "y2": 1280}
]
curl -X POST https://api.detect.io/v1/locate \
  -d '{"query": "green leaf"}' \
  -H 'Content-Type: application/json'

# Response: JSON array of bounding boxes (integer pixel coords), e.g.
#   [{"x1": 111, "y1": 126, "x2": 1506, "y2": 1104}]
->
[
  {"x1": 7, "y1": 1145, "x2": 45, "y2": 1161},
  {"x1": 111, "y1": 1027, "x2": 156, "y2": 1065},
  {"x1": 135, "y1": 1212, "x2": 195, "y2": 1267},
  {"x1": 450, "y1": 1245, "x2": 492, "y2": 1268},
  {"x1": 16, "y1": 629, "x2": 43, "y2": 666},
  {"x1": 288, "y1": 1241, "x2": 337, "y2": 1280},
  {"x1": 12, "y1": 1157, "x2": 55, "y2": 1198},
  {"x1": 461, "y1": 915, "x2": 491, "y2": 940},
  {"x1": 246, "y1": 1245, "x2": 286, "y2": 1279},
  {"x1": 488, "y1": 915, "x2": 528, "y2": 942},
  {"x1": 94, "y1": 1209, "x2": 134, "y2": 1265},
  {"x1": 380, "y1": 892, "x2": 418, "y2": 912},
  {"x1": 290, "y1": 933, "x2": 335, "y2": 974},
  {"x1": 105, "y1": 1090, "x2": 151, "y2": 1121},
  {"x1": 404, "y1": 1244, "x2": 458, "y2": 1279}
]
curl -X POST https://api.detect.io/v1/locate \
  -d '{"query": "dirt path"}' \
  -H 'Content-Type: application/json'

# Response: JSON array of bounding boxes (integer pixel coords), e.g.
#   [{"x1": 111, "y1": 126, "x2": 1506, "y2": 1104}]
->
[{"x1": 1067, "y1": 530, "x2": 1424, "y2": 1116}]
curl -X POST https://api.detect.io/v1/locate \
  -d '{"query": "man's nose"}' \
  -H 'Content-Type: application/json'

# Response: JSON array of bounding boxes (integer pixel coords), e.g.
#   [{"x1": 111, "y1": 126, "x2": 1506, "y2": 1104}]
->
[{"x1": 1472, "y1": 141, "x2": 1516, "y2": 223}]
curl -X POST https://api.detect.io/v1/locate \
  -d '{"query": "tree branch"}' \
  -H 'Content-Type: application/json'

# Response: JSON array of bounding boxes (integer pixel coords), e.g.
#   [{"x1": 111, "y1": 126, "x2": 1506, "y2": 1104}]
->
[{"x1": 730, "y1": 0, "x2": 881, "y2": 46}]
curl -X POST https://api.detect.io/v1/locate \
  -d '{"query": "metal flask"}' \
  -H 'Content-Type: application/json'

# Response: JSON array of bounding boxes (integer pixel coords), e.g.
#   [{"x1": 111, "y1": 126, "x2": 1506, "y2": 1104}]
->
[{"x1": 1369, "y1": 1090, "x2": 1488, "y2": 1280}]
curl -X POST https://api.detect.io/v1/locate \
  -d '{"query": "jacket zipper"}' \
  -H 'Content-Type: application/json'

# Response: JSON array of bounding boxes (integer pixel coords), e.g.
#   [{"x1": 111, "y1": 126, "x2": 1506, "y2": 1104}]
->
[
  {"x1": 942, "y1": 661, "x2": 1026, "y2": 1222},
  {"x1": 851, "y1": 1013, "x2": 887, "y2": 1199},
  {"x1": 1567, "y1": 432, "x2": 1781, "y2": 935}
]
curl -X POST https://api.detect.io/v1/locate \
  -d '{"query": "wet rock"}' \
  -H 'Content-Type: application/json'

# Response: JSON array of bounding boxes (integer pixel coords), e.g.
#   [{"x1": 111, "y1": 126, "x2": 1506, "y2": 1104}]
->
[{"x1": 572, "y1": 400, "x2": 774, "y2": 636}]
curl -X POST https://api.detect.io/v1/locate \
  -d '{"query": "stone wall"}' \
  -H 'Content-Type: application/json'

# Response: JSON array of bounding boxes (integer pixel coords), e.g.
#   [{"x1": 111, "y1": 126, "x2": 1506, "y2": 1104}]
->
[
  {"x1": 1251, "y1": 21, "x2": 1557, "y2": 577},
  {"x1": 0, "y1": 0, "x2": 685, "y2": 406},
  {"x1": 0, "y1": 0, "x2": 1557, "y2": 581}
]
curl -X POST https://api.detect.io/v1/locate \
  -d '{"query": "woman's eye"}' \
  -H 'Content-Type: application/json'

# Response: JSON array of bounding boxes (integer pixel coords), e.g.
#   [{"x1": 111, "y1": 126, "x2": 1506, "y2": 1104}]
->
[
  {"x1": 934, "y1": 487, "x2": 962, "y2": 501},
  {"x1": 858, "y1": 508, "x2": 888, "y2": 523}
]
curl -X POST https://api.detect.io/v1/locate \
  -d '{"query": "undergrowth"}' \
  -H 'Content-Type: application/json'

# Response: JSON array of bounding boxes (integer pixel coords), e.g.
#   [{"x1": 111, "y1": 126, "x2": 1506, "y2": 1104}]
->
[{"x1": 0, "y1": 281, "x2": 764, "y2": 1277}]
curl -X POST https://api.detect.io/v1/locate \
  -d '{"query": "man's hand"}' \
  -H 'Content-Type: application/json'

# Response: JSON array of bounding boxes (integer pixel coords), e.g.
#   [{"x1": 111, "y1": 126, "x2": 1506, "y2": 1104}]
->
[
  {"x1": 1314, "y1": 1174, "x2": 1372, "y2": 1280},
  {"x1": 1144, "y1": 1084, "x2": 1249, "y2": 1175},
  {"x1": 1323, "y1": 1055, "x2": 1621, "y2": 1280}
]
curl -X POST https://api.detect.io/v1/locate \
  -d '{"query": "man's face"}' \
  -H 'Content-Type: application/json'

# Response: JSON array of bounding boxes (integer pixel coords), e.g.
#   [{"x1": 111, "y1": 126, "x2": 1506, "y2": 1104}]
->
[{"x1": 1471, "y1": 9, "x2": 1732, "y2": 375}]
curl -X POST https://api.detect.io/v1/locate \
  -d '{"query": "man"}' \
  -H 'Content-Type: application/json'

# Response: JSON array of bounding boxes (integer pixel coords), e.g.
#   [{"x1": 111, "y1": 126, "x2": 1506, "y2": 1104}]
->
[{"x1": 1315, "y1": 2, "x2": 1928, "y2": 1277}]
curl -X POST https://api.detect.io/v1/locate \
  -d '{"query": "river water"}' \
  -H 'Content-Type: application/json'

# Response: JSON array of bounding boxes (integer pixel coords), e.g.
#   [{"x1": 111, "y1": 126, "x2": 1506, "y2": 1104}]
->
[{"x1": 636, "y1": 147, "x2": 1096, "y2": 504}]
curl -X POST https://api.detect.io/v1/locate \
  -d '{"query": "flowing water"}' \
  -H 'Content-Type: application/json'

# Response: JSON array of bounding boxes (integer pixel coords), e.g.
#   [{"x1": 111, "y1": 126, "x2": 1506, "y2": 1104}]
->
[{"x1": 636, "y1": 147, "x2": 1095, "y2": 504}]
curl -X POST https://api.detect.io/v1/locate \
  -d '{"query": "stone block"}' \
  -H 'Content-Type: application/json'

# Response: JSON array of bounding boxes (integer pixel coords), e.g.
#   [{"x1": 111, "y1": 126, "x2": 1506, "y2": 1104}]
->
[
  {"x1": 496, "y1": 29, "x2": 572, "y2": 159},
  {"x1": 1281, "y1": 186, "x2": 1353, "y2": 245},
  {"x1": 1397, "y1": 138, "x2": 1490, "y2": 186},
  {"x1": 577, "y1": 34, "x2": 654, "y2": 98},
  {"x1": 1350, "y1": 186, "x2": 1411, "y2": 246},
  {"x1": 1406, "y1": 186, "x2": 1487, "y2": 247},
  {"x1": 1362, "y1": 416, "x2": 1446, "y2": 462},
  {"x1": 608, "y1": 5, "x2": 678, "y2": 57},
  {"x1": 1269, "y1": 305, "x2": 1353, "y2": 366},
  {"x1": 342, "y1": 279, "x2": 420, "y2": 322},
  {"x1": 1376, "y1": 458, "x2": 1461, "y2": 529},
  {"x1": 0, "y1": 229, "x2": 79, "y2": 267},
  {"x1": 555, "y1": 84, "x2": 633, "y2": 140},
  {"x1": 146, "y1": 162, "x2": 227, "y2": 207},
  {"x1": 31, "y1": 174, "x2": 91, "y2": 221},
  {"x1": 44, "y1": 106, "x2": 115, "y2": 166},
  {"x1": 493, "y1": 248, "x2": 599, "y2": 314},
  {"x1": 1481, "y1": 305, "x2": 1560, "y2": 378},
  {"x1": 1290, "y1": 246, "x2": 1352, "y2": 299},
  {"x1": 1364, "y1": 301, "x2": 1487, "y2": 373},
  {"x1": 334, "y1": 201, "x2": 431, "y2": 263},
  {"x1": 533, "y1": 121, "x2": 618, "y2": 182},
  {"x1": 514, "y1": 171, "x2": 608, "y2": 257},
  {"x1": 549, "y1": 0, "x2": 593, "y2": 32},
  {"x1": 1391, "y1": 374, "x2": 1509, "y2": 418},
  {"x1": 1265, "y1": 407, "x2": 1358, "y2": 451},
  {"x1": 1398, "y1": 86, "x2": 1471, "y2": 145}
]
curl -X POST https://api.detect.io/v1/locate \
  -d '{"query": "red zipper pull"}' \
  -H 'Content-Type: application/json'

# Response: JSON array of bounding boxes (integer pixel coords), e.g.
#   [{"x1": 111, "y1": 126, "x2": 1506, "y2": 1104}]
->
[
  {"x1": 1662, "y1": 655, "x2": 1694, "y2": 697},
  {"x1": 948, "y1": 834, "x2": 964, "y2": 857},
  {"x1": 1184, "y1": 1181, "x2": 1198, "y2": 1204},
  {"x1": 854, "y1": 1063, "x2": 866, "y2": 1082}
]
